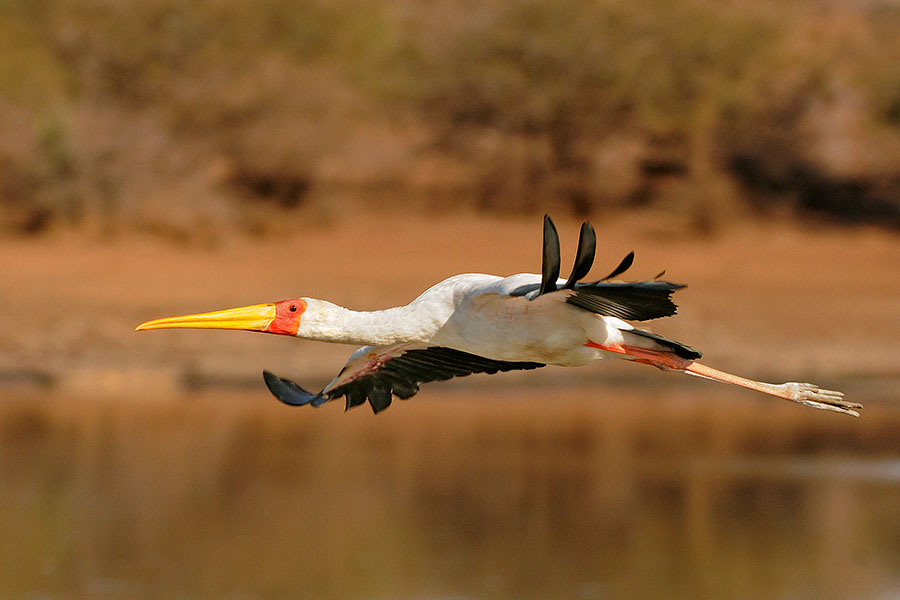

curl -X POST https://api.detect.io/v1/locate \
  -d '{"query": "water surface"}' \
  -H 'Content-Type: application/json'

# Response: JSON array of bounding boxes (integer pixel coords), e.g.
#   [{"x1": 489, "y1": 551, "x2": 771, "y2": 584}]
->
[{"x1": 1, "y1": 380, "x2": 898, "y2": 599}]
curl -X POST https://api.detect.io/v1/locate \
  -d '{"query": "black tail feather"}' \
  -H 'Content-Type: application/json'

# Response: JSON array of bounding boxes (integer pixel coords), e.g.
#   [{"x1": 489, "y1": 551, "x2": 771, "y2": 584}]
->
[{"x1": 629, "y1": 328, "x2": 702, "y2": 360}]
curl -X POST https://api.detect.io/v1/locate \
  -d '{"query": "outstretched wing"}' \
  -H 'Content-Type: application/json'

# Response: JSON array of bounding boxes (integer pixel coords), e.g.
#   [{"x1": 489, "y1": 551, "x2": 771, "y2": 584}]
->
[
  {"x1": 509, "y1": 269, "x2": 684, "y2": 321},
  {"x1": 510, "y1": 215, "x2": 684, "y2": 321},
  {"x1": 263, "y1": 344, "x2": 545, "y2": 414}
]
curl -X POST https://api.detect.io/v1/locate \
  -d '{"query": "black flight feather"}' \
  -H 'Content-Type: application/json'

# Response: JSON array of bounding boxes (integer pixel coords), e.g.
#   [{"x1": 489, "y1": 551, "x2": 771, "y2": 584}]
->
[
  {"x1": 263, "y1": 370, "x2": 322, "y2": 406},
  {"x1": 264, "y1": 347, "x2": 545, "y2": 414},
  {"x1": 565, "y1": 280, "x2": 685, "y2": 321},
  {"x1": 601, "y1": 251, "x2": 635, "y2": 281},
  {"x1": 538, "y1": 214, "x2": 561, "y2": 297},
  {"x1": 562, "y1": 221, "x2": 596, "y2": 289}
]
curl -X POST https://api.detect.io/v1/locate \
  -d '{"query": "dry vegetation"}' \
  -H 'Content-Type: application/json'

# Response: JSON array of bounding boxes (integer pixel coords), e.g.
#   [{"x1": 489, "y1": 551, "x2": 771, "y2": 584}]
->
[{"x1": 2, "y1": 0, "x2": 900, "y2": 236}]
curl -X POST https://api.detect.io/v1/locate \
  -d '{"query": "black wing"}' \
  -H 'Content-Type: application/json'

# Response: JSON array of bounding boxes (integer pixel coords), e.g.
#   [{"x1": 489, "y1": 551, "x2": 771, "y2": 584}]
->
[
  {"x1": 509, "y1": 217, "x2": 685, "y2": 321},
  {"x1": 264, "y1": 344, "x2": 545, "y2": 414},
  {"x1": 510, "y1": 278, "x2": 685, "y2": 321},
  {"x1": 565, "y1": 280, "x2": 685, "y2": 321}
]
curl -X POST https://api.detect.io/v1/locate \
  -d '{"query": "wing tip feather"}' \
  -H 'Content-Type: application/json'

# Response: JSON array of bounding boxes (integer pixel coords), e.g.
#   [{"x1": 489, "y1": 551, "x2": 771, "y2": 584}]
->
[{"x1": 263, "y1": 370, "x2": 323, "y2": 406}]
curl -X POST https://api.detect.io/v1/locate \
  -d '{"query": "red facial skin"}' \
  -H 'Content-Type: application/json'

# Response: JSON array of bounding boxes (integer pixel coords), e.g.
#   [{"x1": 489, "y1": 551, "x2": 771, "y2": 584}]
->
[{"x1": 266, "y1": 298, "x2": 306, "y2": 335}]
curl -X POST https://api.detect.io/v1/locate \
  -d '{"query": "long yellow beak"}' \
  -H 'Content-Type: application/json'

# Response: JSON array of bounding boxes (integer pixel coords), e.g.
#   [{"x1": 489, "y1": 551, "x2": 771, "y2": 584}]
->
[{"x1": 135, "y1": 303, "x2": 277, "y2": 332}]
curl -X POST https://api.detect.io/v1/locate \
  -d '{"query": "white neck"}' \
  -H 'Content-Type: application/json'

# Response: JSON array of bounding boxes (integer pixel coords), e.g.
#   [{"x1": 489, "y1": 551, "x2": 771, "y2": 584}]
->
[{"x1": 296, "y1": 298, "x2": 443, "y2": 346}]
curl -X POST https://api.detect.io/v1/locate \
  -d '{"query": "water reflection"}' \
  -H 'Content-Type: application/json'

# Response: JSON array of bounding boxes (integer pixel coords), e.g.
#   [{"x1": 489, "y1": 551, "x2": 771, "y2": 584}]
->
[{"x1": 1, "y1": 383, "x2": 899, "y2": 599}]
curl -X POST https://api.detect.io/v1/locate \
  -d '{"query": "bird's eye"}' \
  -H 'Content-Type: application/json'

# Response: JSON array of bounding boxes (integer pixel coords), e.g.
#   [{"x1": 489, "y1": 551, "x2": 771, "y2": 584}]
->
[{"x1": 289, "y1": 305, "x2": 297, "y2": 312}]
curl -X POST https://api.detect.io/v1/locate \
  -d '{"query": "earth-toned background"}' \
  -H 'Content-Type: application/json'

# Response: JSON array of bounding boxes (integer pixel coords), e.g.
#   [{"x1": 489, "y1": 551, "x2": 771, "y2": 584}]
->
[{"x1": 2, "y1": 1, "x2": 900, "y2": 598}]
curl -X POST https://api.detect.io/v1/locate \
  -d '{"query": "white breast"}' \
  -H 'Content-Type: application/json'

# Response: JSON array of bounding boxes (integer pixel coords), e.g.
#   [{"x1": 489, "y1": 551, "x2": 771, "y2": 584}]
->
[{"x1": 427, "y1": 274, "x2": 600, "y2": 366}]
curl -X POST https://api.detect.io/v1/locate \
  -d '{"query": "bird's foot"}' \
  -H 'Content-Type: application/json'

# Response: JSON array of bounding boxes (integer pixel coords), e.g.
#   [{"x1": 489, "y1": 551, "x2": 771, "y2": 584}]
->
[{"x1": 779, "y1": 382, "x2": 862, "y2": 417}]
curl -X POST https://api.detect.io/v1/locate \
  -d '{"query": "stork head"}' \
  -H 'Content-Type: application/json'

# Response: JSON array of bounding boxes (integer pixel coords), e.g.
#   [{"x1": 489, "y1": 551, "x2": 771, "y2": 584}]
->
[{"x1": 135, "y1": 298, "x2": 307, "y2": 336}]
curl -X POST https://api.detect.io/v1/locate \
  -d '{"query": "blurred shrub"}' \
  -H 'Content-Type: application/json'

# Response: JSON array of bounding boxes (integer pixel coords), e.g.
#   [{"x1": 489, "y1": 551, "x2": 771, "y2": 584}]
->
[
  {"x1": 714, "y1": 5, "x2": 900, "y2": 225},
  {"x1": 380, "y1": 0, "x2": 772, "y2": 215},
  {"x1": 1, "y1": 0, "x2": 900, "y2": 234}
]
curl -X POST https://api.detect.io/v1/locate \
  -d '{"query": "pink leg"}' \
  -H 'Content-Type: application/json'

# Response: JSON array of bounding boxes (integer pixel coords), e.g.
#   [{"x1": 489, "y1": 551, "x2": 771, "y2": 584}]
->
[{"x1": 585, "y1": 341, "x2": 861, "y2": 417}]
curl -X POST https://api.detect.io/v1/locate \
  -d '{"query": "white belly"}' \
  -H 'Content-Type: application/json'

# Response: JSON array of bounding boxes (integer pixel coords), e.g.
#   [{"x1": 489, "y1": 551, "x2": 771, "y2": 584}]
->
[{"x1": 429, "y1": 293, "x2": 604, "y2": 366}]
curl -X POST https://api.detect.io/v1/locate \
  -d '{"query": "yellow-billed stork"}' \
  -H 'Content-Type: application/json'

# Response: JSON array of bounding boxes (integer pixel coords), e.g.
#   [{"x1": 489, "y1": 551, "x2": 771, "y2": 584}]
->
[{"x1": 136, "y1": 216, "x2": 860, "y2": 416}]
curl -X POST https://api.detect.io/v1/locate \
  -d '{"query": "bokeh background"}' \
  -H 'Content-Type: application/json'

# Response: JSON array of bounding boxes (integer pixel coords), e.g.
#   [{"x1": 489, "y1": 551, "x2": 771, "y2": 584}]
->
[{"x1": 2, "y1": 1, "x2": 900, "y2": 598}]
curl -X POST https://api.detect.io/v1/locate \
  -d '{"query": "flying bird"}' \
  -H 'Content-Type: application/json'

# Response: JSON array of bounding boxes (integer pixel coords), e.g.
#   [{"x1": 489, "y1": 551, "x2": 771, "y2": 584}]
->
[{"x1": 136, "y1": 216, "x2": 861, "y2": 417}]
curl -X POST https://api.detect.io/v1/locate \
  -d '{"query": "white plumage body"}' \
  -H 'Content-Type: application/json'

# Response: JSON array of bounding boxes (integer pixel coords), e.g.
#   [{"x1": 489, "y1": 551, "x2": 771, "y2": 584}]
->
[{"x1": 298, "y1": 273, "x2": 635, "y2": 366}]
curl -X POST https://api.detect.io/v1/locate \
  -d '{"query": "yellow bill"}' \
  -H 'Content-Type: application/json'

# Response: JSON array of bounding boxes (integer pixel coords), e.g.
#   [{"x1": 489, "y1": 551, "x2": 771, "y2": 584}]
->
[{"x1": 135, "y1": 303, "x2": 277, "y2": 332}]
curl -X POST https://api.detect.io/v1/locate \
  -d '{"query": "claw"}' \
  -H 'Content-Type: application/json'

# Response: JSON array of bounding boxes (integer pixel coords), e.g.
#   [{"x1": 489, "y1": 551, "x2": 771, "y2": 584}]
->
[{"x1": 784, "y1": 382, "x2": 862, "y2": 417}]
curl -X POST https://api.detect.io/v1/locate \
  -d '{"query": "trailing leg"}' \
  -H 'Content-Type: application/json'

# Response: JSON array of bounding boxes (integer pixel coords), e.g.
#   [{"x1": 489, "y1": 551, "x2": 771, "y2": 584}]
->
[
  {"x1": 586, "y1": 340, "x2": 861, "y2": 417},
  {"x1": 683, "y1": 361, "x2": 861, "y2": 417}
]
